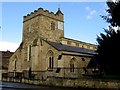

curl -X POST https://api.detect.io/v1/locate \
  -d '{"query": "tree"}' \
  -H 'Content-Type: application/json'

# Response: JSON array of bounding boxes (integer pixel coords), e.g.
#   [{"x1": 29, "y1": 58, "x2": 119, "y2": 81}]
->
[
  {"x1": 96, "y1": 27, "x2": 120, "y2": 75},
  {"x1": 96, "y1": 0, "x2": 120, "y2": 75},
  {"x1": 101, "y1": 0, "x2": 120, "y2": 27}
]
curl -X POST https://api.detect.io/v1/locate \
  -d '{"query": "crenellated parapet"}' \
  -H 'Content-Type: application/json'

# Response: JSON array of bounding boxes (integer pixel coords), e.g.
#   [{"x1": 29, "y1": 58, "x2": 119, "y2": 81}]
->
[
  {"x1": 61, "y1": 37, "x2": 97, "y2": 50},
  {"x1": 23, "y1": 7, "x2": 64, "y2": 22}
]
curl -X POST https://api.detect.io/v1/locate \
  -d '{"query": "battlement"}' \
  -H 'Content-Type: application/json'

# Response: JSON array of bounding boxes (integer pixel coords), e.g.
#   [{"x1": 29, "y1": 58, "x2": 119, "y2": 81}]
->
[{"x1": 23, "y1": 7, "x2": 64, "y2": 22}]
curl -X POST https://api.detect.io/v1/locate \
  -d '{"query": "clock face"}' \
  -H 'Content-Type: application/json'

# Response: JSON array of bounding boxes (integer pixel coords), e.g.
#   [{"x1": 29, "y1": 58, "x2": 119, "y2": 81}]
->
[{"x1": 58, "y1": 21, "x2": 63, "y2": 30}]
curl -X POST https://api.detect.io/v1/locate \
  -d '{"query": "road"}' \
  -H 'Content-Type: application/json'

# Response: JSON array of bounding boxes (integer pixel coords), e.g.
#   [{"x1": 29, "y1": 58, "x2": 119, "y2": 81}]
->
[{"x1": 0, "y1": 82, "x2": 84, "y2": 90}]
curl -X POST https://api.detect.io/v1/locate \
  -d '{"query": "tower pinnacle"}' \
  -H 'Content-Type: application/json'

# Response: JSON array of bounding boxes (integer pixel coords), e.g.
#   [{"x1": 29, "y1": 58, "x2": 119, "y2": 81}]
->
[{"x1": 56, "y1": 7, "x2": 63, "y2": 15}]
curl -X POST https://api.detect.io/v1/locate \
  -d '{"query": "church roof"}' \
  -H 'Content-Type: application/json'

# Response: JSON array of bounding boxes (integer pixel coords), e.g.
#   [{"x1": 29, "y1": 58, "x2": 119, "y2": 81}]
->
[{"x1": 47, "y1": 41, "x2": 96, "y2": 55}]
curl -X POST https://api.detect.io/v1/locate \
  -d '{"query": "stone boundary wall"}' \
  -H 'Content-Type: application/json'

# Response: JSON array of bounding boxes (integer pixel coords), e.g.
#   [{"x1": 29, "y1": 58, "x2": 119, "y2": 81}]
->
[{"x1": 2, "y1": 77, "x2": 120, "y2": 89}]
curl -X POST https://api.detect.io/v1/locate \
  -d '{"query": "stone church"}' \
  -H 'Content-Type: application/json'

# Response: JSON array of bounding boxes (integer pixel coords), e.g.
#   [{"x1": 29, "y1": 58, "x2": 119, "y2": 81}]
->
[{"x1": 8, "y1": 8, "x2": 97, "y2": 79}]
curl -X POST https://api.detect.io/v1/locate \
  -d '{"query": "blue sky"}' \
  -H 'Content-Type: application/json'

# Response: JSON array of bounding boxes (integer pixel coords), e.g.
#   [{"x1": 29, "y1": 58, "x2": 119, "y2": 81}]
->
[{"x1": 1, "y1": 2, "x2": 108, "y2": 51}]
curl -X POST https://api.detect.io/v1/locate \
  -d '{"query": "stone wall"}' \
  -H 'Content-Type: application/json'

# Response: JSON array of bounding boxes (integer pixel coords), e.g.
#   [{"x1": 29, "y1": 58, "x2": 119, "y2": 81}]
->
[
  {"x1": 47, "y1": 78, "x2": 120, "y2": 89},
  {"x1": 2, "y1": 77, "x2": 120, "y2": 89}
]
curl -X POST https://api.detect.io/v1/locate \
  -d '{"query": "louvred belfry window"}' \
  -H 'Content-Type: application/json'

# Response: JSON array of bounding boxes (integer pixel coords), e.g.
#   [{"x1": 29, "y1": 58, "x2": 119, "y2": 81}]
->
[{"x1": 51, "y1": 21, "x2": 55, "y2": 30}]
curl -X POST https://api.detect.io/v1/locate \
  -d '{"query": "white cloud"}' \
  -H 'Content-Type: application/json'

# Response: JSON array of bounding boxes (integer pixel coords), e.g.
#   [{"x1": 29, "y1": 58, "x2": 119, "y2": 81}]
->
[
  {"x1": 86, "y1": 15, "x2": 91, "y2": 19},
  {"x1": 0, "y1": 41, "x2": 19, "y2": 52},
  {"x1": 86, "y1": 6, "x2": 90, "y2": 11},
  {"x1": 85, "y1": 6, "x2": 97, "y2": 20},
  {"x1": 90, "y1": 10, "x2": 96, "y2": 15},
  {"x1": 86, "y1": 10, "x2": 96, "y2": 20}
]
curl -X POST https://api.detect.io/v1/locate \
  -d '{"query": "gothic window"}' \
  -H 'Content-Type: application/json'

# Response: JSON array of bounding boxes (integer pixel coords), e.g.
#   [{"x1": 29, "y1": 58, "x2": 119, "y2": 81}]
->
[
  {"x1": 14, "y1": 60, "x2": 17, "y2": 70},
  {"x1": 27, "y1": 45, "x2": 31, "y2": 61},
  {"x1": 49, "y1": 56, "x2": 54, "y2": 69},
  {"x1": 51, "y1": 21, "x2": 55, "y2": 30},
  {"x1": 47, "y1": 50, "x2": 54, "y2": 70},
  {"x1": 70, "y1": 63, "x2": 74, "y2": 72},
  {"x1": 70, "y1": 58, "x2": 76, "y2": 72},
  {"x1": 13, "y1": 56, "x2": 17, "y2": 70}
]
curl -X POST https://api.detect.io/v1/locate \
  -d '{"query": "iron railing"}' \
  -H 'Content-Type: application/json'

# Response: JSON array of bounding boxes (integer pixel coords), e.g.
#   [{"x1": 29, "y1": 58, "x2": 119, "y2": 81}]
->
[{"x1": 2, "y1": 68, "x2": 100, "y2": 80}]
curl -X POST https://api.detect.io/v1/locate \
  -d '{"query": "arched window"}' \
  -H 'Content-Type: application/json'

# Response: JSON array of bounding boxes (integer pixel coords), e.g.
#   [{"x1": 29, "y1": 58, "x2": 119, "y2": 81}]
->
[
  {"x1": 14, "y1": 60, "x2": 17, "y2": 70},
  {"x1": 49, "y1": 56, "x2": 54, "y2": 69},
  {"x1": 27, "y1": 45, "x2": 31, "y2": 61},
  {"x1": 47, "y1": 50, "x2": 54, "y2": 70},
  {"x1": 70, "y1": 63, "x2": 74, "y2": 72},
  {"x1": 51, "y1": 21, "x2": 55, "y2": 30},
  {"x1": 70, "y1": 57, "x2": 76, "y2": 72},
  {"x1": 13, "y1": 56, "x2": 17, "y2": 70}
]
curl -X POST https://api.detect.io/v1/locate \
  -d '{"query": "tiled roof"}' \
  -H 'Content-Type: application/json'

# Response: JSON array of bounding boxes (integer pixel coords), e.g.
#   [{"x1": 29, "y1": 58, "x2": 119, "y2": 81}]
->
[{"x1": 47, "y1": 41, "x2": 96, "y2": 55}]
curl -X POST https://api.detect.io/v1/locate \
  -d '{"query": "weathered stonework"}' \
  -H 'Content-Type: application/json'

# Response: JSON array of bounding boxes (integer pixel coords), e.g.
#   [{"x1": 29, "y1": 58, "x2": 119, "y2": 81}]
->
[{"x1": 8, "y1": 7, "x2": 97, "y2": 80}]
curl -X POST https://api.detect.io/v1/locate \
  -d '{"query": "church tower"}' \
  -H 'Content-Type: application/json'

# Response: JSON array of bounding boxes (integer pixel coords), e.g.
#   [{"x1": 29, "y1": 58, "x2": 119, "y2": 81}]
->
[{"x1": 22, "y1": 8, "x2": 64, "y2": 44}]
